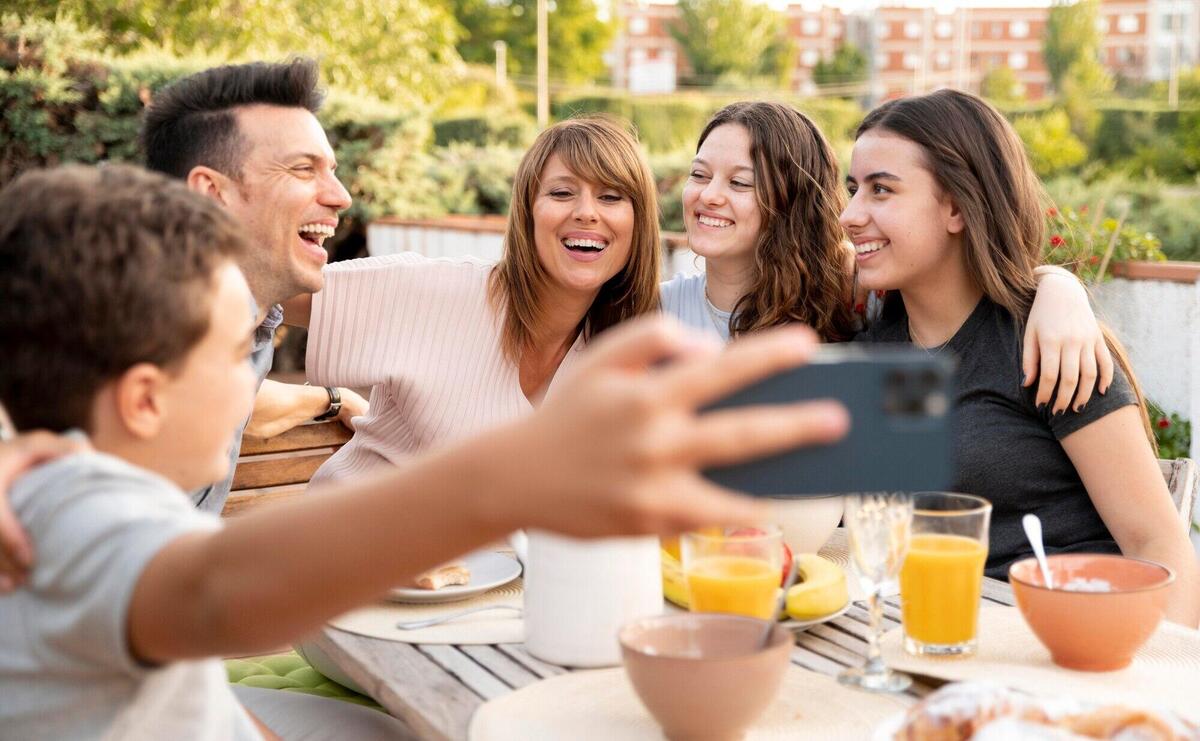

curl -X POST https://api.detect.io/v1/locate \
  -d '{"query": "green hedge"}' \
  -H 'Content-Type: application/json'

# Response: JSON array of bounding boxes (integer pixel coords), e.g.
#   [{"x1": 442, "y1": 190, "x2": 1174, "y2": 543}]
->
[
  {"x1": 550, "y1": 92, "x2": 863, "y2": 153},
  {"x1": 432, "y1": 112, "x2": 537, "y2": 148}
]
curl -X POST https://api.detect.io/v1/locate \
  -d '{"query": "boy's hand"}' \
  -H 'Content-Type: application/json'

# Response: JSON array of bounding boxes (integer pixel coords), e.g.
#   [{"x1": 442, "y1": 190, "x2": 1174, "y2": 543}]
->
[
  {"x1": 0, "y1": 431, "x2": 89, "y2": 591},
  {"x1": 505, "y1": 318, "x2": 850, "y2": 538}
]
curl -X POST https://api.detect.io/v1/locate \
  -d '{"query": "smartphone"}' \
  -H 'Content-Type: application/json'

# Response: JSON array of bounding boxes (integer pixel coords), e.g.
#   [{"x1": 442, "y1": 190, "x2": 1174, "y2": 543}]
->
[{"x1": 701, "y1": 344, "x2": 955, "y2": 497}]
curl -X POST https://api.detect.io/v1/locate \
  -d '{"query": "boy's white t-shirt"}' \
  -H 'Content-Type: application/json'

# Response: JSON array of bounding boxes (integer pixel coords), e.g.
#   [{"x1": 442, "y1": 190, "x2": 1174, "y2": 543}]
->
[{"x1": 0, "y1": 448, "x2": 262, "y2": 740}]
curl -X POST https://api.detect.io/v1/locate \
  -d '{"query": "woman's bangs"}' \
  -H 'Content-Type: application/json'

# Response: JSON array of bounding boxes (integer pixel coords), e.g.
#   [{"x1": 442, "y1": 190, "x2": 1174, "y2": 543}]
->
[{"x1": 556, "y1": 134, "x2": 641, "y2": 204}]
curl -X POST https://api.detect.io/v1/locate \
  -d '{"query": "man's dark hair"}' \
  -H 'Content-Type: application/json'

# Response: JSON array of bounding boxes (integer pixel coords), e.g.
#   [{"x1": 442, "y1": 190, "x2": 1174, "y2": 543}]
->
[
  {"x1": 0, "y1": 164, "x2": 248, "y2": 432},
  {"x1": 140, "y1": 58, "x2": 324, "y2": 180}
]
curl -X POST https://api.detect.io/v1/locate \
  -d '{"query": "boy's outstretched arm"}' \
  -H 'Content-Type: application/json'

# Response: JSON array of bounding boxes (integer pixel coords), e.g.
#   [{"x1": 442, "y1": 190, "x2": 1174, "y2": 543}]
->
[{"x1": 128, "y1": 319, "x2": 849, "y2": 662}]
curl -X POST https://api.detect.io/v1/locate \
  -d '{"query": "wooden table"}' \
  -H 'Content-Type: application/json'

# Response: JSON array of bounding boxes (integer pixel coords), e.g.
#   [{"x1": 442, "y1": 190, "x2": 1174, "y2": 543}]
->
[{"x1": 311, "y1": 533, "x2": 1017, "y2": 741}]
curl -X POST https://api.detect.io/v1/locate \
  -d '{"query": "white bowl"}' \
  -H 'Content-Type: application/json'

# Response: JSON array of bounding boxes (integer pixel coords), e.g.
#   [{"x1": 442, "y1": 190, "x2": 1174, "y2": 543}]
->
[{"x1": 768, "y1": 495, "x2": 844, "y2": 553}]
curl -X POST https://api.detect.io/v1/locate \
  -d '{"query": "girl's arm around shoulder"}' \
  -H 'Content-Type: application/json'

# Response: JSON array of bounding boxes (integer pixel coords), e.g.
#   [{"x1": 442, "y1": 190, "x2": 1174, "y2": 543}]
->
[
  {"x1": 1024, "y1": 267, "x2": 1116, "y2": 414},
  {"x1": 1060, "y1": 406, "x2": 1200, "y2": 627}
]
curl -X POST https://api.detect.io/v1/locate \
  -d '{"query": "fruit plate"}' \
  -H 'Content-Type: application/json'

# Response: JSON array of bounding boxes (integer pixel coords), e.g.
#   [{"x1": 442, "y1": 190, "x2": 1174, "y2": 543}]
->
[
  {"x1": 779, "y1": 598, "x2": 852, "y2": 631},
  {"x1": 387, "y1": 551, "x2": 522, "y2": 604}
]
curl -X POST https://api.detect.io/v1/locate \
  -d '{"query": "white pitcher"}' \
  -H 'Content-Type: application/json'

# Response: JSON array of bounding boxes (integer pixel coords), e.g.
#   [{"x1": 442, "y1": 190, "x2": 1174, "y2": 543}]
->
[{"x1": 521, "y1": 530, "x2": 662, "y2": 667}]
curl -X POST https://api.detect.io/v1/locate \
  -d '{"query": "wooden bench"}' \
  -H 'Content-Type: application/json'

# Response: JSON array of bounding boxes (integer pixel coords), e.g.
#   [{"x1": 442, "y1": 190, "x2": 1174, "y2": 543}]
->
[{"x1": 220, "y1": 421, "x2": 352, "y2": 517}]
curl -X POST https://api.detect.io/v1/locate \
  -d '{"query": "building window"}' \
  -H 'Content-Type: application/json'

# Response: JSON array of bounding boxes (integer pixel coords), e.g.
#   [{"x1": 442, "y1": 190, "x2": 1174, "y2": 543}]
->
[
  {"x1": 1096, "y1": 16, "x2": 1109, "y2": 33},
  {"x1": 630, "y1": 48, "x2": 647, "y2": 63},
  {"x1": 935, "y1": 50, "x2": 952, "y2": 68},
  {"x1": 875, "y1": 51, "x2": 891, "y2": 69},
  {"x1": 877, "y1": 21, "x2": 890, "y2": 39},
  {"x1": 629, "y1": 16, "x2": 648, "y2": 35},
  {"x1": 903, "y1": 52, "x2": 921, "y2": 70},
  {"x1": 1161, "y1": 13, "x2": 1185, "y2": 32},
  {"x1": 1009, "y1": 51, "x2": 1028, "y2": 69},
  {"x1": 904, "y1": 20, "x2": 921, "y2": 38},
  {"x1": 802, "y1": 17, "x2": 820, "y2": 36},
  {"x1": 1117, "y1": 47, "x2": 1133, "y2": 63},
  {"x1": 1117, "y1": 14, "x2": 1138, "y2": 33},
  {"x1": 990, "y1": 22, "x2": 1004, "y2": 38},
  {"x1": 1009, "y1": 20, "x2": 1029, "y2": 38},
  {"x1": 971, "y1": 22, "x2": 982, "y2": 38},
  {"x1": 801, "y1": 49, "x2": 820, "y2": 66},
  {"x1": 935, "y1": 19, "x2": 954, "y2": 38}
]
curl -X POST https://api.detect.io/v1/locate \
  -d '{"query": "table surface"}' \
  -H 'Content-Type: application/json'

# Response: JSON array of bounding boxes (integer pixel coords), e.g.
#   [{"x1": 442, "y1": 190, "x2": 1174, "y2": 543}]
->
[{"x1": 312, "y1": 531, "x2": 1017, "y2": 741}]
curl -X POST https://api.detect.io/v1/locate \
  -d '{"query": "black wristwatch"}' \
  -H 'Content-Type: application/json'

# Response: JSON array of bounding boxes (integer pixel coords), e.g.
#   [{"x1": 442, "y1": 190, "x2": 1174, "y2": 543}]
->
[{"x1": 313, "y1": 386, "x2": 342, "y2": 421}]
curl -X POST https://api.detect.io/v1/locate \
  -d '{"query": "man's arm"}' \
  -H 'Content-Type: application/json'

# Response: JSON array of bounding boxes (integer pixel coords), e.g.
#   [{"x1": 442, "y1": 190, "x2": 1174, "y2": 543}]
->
[
  {"x1": 243, "y1": 380, "x2": 367, "y2": 439},
  {"x1": 127, "y1": 319, "x2": 849, "y2": 661}
]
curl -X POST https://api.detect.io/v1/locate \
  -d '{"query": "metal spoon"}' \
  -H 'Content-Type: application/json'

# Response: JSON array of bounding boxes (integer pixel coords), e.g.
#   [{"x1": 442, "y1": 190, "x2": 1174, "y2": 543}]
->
[
  {"x1": 1022, "y1": 514, "x2": 1054, "y2": 589},
  {"x1": 395, "y1": 605, "x2": 522, "y2": 631}
]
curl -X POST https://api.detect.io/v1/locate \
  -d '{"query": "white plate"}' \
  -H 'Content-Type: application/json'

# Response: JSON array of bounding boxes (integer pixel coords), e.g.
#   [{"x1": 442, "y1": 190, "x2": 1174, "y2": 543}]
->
[
  {"x1": 779, "y1": 598, "x2": 853, "y2": 631},
  {"x1": 387, "y1": 551, "x2": 522, "y2": 604}
]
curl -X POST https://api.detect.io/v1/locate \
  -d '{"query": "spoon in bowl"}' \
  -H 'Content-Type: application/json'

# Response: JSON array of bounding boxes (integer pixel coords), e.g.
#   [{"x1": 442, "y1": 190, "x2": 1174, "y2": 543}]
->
[{"x1": 1022, "y1": 514, "x2": 1054, "y2": 589}]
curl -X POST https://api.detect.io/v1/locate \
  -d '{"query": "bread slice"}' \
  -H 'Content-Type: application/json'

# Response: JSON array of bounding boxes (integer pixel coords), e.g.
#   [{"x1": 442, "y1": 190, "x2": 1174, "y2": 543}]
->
[{"x1": 414, "y1": 562, "x2": 471, "y2": 590}]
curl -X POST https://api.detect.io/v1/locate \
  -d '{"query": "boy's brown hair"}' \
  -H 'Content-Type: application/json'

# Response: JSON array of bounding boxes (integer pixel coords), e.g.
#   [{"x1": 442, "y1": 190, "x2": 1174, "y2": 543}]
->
[{"x1": 0, "y1": 164, "x2": 248, "y2": 432}]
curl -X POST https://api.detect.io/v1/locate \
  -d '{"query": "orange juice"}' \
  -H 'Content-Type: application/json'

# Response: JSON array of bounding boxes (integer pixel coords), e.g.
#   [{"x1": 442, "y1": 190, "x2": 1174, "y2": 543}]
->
[
  {"x1": 686, "y1": 555, "x2": 778, "y2": 619},
  {"x1": 900, "y1": 534, "x2": 987, "y2": 645}
]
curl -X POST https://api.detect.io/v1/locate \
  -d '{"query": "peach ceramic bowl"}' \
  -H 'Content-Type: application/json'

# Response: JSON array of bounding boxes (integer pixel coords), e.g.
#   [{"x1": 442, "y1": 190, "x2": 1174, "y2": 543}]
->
[
  {"x1": 1009, "y1": 554, "x2": 1174, "y2": 671},
  {"x1": 619, "y1": 613, "x2": 792, "y2": 741}
]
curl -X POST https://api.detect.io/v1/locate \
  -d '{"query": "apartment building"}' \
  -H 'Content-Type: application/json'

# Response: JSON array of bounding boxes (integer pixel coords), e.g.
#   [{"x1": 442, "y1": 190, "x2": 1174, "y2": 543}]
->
[{"x1": 610, "y1": 0, "x2": 1196, "y2": 100}]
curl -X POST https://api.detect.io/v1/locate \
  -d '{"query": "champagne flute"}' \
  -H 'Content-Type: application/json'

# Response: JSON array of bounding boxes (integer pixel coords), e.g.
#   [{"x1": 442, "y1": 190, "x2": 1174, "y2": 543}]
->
[{"x1": 838, "y1": 493, "x2": 914, "y2": 693}]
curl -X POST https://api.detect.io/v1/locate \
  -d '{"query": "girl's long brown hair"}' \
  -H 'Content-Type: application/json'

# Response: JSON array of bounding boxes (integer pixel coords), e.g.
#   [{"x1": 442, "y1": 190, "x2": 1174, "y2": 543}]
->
[
  {"x1": 490, "y1": 116, "x2": 662, "y2": 361},
  {"x1": 857, "y1": 90, "x2": 1154, "y2": 445},
  {"x1": 696, "y1": 102, "x2": 855, "y2": 342}
]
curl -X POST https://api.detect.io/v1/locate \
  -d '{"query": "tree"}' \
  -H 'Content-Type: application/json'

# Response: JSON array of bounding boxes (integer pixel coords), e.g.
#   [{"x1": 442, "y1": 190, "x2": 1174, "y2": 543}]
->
[
  {"x1": 979, "y1": 66, "x2": 1025, "y2": 105},
  {"x1": 448, "y1": 0, "x2": 614, "y2": 83},
  {"x1": 670, "y1": 0, "x2": 793, "y2": 86},
  {"x1": 1043, "y1": 0, "x2": 1104, "y2": 92},
  {"x1": 812, "y1": 43, "x2": 867, "y2": 88},
  {"x1": 15, "y1": 0, "x2": 463, "y2": 103}
]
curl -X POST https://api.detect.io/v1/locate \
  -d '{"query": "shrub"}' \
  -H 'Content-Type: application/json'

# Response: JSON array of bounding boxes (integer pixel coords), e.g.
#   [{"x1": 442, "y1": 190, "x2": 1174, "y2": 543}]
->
[
  {"x1": 1148, "y1": 400, "x2": 1191, "y2": 461},
  {"x1": 1043, "y1": 175, "x2": 1200, "y2": 262},
  {"x1": 1013, "y1": 109, "x2": 1088, "y2": 178},
  {"x1": 1043, "y1": 203, "x2": 1165, "y2": 282},
  {"x1": 433, "y1": 112, "x2": 536, "y2": 148}
]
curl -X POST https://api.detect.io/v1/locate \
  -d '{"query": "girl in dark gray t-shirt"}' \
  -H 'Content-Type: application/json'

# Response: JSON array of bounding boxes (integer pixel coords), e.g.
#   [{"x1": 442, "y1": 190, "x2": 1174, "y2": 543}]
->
[{"x1": 841, "y1": 89, "x2": 1198, "y2": 625}]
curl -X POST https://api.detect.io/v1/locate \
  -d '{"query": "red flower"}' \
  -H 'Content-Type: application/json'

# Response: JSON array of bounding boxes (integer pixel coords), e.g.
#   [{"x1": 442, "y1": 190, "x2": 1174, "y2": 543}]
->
[
  {"x1": 1158, "y1": 418, "x2": 1171, "y2": 429},
  {"x1": 1079, "y1": 205, "x2": 1089, "y2": 214},
  {"x1": 1047, "y1": 207, "x2": 1058, "y2": 217},
  {"x1": 1050, "y1": 235, "x2": 1065, "y2": 247},
  {"x1": 1089, "y1": 256, "x2": 1100, "y2": 265}
]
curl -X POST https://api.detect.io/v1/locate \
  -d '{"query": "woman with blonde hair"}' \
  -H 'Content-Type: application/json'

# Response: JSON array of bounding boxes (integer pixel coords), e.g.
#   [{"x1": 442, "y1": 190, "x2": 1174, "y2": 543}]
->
[
  {"x1": 287, "y1": 116, "x2": 662, "y2": 484},
  {"x1": 666, "y1": 100, "x2": 1117, "y2": 412},
  {"x1": 843, "y1": 89, "x2": 1197, "y2": 624}
]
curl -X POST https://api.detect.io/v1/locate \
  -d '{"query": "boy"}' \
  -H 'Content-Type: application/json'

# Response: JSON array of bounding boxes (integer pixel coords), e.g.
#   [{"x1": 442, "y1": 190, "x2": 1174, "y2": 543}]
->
[{"x1": 0, "y1": 164, "x2": 847, "y2": 738}]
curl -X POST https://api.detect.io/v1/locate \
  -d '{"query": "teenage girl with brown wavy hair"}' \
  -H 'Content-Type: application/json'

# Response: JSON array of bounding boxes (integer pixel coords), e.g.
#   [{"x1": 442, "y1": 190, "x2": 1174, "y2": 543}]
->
[{"x1": 663, "y1": 100, "x2": 1117, "y2": 414}]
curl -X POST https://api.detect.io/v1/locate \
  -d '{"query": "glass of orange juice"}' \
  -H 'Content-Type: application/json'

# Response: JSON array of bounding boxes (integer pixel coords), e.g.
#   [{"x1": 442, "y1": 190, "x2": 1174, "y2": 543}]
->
[
  {"x1": 681, "y1": 527, "x2": 783, "y2": 620},
  {"x1": 900, "y1": 492, "x2": 992, "y2": 657}
]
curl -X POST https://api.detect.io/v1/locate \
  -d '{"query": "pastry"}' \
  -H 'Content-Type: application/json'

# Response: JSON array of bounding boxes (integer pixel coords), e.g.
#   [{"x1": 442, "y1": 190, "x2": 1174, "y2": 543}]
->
[{"x1": 414, "y1": 562, "x2": 470, "y2": 590}]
